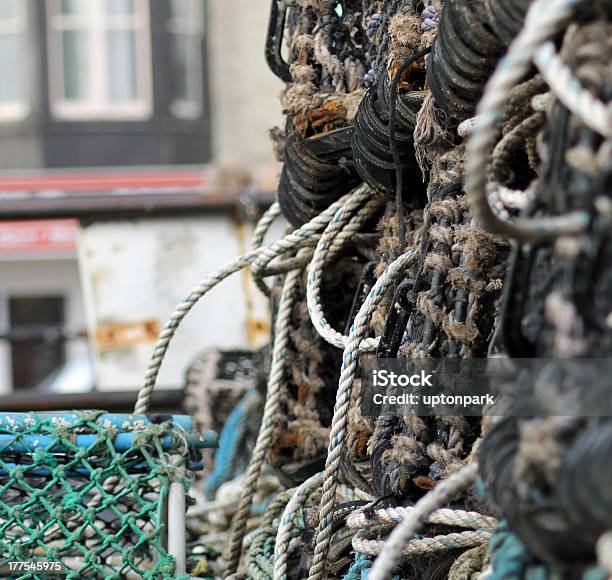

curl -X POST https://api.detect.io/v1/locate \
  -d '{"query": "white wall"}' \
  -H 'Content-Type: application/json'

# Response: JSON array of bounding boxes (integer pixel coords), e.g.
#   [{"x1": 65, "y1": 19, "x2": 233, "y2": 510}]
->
[
  {"x1": 207, "y1": 0, "x2": 284, "y2": 167},
  {"x1": 78, "y1": 215, "x2": 274, "y2": 390},
  {"x1": 0, "y1": 256, "x2": 88, "y2": 394}
]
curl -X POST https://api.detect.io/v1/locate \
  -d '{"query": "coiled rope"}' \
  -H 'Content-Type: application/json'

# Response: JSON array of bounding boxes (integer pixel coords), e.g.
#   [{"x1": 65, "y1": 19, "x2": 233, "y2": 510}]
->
[
  {"x1": 353, "y1": 528, "x2": 493, "y2": 557},
  {"x1": 533, "y1": 41, "x2": 612, "y2": 139},
  {"x1": 273, "y1": 472, "x2": 324, "y2": 580},
  {"x1": 368, "y1": 462, "x2": 479, "y2": 580},
  {"x1": 345, "y1": 500, "x2": 496, "y2": 565},
  {"x1": 465, "y1": 0, "x2": 590, "y2": 242},
  {"x1": 135, "y1": 190, "x2": 369, "y2": 415},
  {"x1": 308, "y1": 249, "x2": 418, "y2": 580},
  {"x1": 346, "y1": 504, "x2": 498, "y2": 531},
  {"x1": 306, "y1": 186, "x2": 383, "y2": 351},
  {"x1": 224, "y1": 264, "x2": 302, "y2": 575}
]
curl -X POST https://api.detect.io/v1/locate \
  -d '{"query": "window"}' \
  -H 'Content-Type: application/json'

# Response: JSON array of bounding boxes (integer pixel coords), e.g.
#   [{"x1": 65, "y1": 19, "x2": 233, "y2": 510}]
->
[
  {"x1": 9, "y1": 296, "x2": 65, "y2": 390},
  {"x1": 0, "y1": 0, "x2": 28, "y2": 121},
  {"x1": 47, "y1": 0, "x2": 152, "y2": 120},
  {"x1": 168, "y1": 0, "x2": 204, "y2": 119}
]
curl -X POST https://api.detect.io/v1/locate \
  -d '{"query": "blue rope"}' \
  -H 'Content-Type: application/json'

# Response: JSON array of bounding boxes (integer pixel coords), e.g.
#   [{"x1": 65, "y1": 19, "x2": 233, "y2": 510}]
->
[
  {"x1": 342, "y1": 553, "x2": 372, "y2": 580},
  {"x1": 342, "y1": 553, "x2": 401, "y2": 580},
  {"x1": 204, "y1": 390, "x2": 259, "y2": 500}
]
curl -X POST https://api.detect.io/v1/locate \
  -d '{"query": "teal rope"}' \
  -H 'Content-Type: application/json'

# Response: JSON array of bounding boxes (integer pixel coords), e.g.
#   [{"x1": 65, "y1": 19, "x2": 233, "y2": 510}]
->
[
  {"x1": 342, "y1": 553, "x2": 373, "y2": 580},
  {"x1": 342, "y1": 553, "x2": 401, "y2": 580},
  {"x1": 204, "y1": 390, "x2": 259, "y2": 500}
]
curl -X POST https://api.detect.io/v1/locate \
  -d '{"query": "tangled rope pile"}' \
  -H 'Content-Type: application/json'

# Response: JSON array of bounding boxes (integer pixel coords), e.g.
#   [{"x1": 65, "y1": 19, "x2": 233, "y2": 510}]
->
[{"x1": 134, "y1": 0, "x2": 612, "y2": 577}]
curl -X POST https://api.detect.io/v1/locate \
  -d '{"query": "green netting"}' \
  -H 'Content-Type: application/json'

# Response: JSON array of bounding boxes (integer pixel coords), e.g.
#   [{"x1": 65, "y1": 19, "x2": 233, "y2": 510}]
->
[{"x1": 0, "y1": 410, "x2": 212, "y2": 580}]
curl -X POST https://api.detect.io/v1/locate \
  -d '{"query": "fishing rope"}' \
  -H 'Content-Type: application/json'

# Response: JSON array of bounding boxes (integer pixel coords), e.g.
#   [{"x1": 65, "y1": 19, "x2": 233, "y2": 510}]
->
[
  {"x1": 273, "y1": 472, "x2": 324, "y2": 580},
  {"x1": 234, "y1": 193, "x2": 382, "y2": 576},
  {"x1": 251, "y1": 202, "x2": 281, "y2": 251},
  {"x1": 464, "y1": 0, "x2": 590, "y2": 243},
  {"x1": 249, "y1": 192, "x2": 364, "y2": 298},
  {"x1": 533, "y1": 41, "x2": 612, "y2": 139},
  {"x1": 306, "y1": 189, "x2": 383, "y2": 350},
  {"x1": 308, "y1": 250, "x2": 418, "y2": 580},
  {"x1": 135, "y1": 191, "x2": 362, "y2": 414},
  {"x1": 488, "y1": 113, "x2": 544, "y2": 185},
  {"x1": 244, "y1": 487, "x2": 297, "y2": 580},
  {"x1": 352, "y1": 528, "x2": 493, "y2": 557},
  {"x1": 368, "y1": 462, "x2": 479, "y2": 580},
  {"x1": 224, "y1": 265, "x2": 303, "y2": 575},
  {"x1": 346, "y1": 501, "x2": 496, "y2": 563},
  {"x1": 346, "y1": 504, "x2": 498, "y2": 531},
  {"x1": 251, "y1": 201, "x2": 282, "y2": 296}
]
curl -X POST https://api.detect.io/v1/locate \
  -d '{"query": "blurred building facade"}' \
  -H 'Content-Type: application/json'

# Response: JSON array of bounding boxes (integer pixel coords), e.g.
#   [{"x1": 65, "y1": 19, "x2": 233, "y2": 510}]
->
[{"x1": 0, "y1": 0, "x2": 283, "y2": 395}]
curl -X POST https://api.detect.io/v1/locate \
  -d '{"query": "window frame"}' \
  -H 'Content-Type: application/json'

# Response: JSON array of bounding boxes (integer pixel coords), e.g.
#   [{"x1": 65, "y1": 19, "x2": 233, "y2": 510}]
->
[
  {"x1": 167, "y1": 0, "x2": 205, "y2": 120},
  {"x1": 0, "y1": 0, "x2": 29, "y2": 122},
  {"x1": 47, "y1": 0, "x2": 153, "y2": 121}
]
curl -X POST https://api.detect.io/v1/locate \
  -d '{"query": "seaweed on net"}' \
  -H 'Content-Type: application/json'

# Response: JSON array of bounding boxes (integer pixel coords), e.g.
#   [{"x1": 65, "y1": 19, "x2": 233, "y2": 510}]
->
[{"x1": 362, "y1": 136, "x2": 509, "y2": 502}]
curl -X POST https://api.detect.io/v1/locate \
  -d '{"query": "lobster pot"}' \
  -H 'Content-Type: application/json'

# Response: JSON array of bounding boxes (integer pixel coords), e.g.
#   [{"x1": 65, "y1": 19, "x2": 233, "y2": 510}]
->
[{"x1": 0, "y1": 412, "x2": 217, "y2": 579}]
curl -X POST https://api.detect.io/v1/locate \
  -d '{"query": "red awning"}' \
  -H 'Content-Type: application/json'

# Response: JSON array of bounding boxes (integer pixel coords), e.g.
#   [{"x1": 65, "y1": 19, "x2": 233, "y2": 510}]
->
[{"x1": 0, "y1": 168, "x2": 207, "y2": 193}]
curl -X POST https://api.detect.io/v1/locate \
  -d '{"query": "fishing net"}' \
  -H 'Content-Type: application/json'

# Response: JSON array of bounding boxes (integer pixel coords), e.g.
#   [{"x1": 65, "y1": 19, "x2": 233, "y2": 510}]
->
[{"x1": 0, "y1": 411, "x2": 215, "y2": 579}]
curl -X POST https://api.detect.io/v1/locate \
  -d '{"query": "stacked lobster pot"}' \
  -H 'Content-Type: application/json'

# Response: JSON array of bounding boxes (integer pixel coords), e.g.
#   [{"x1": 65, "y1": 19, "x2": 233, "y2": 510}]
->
[
  {"x1": 426, "y1": 0, "x2": 532, "y2": 126},
  {"x1": 352, "y1": 72, "x2": 427, "y2": 205},
  {"x1": 279, "y1": 127, "x2": 361, "y2": 226},
  {"x1": 478, "y1": 12, "x2": 612, "y2": 576},
  {"x1": 149, "y1": 0, "x2": 612, "y2": 578}
]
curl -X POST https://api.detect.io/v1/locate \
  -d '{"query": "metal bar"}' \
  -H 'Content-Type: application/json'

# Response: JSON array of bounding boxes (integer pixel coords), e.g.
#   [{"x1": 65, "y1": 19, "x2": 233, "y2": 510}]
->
[
  {"x1": 0, "y1": 411, "x2": 193, "y2": 432},
  {"x1": 0, "y1": 459, "x2": 204, "y2": 477},
  {"x1": 0, "y1": 326, "x2": 88, "y2": 342},
  {"x1": 0, "y1": 429, "x2": 217, "y2": 453},
  {"x1": 0, "y1": 191, "x2": 274, "y2": 221},
  {"x1": 168, "y1": 481, "x2": 187, "y2": 575},
  {"x1": 0, "y1": 389, "x2": 184, "y2": 413}
]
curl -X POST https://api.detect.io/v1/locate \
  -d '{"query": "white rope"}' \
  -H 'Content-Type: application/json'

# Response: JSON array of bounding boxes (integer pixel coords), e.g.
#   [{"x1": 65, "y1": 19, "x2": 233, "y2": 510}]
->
[
  {"x1": 257, "y1": 251, "x2": 315, "y2": 276},
  {"x1": 487, "y1": 184, "x2": 533, "y2": 219},
  {"x1": 250, "y1": 191, "x2": 362, "y2": 297},
  {"x1": 534, "y1": 41, "x2": 612, "y2": 139},
  {"x1": 251, "y1": 202, "x2": 281, "y2": 251},
  {"x1": 308, "y1": 250, "x2": 417, "y2": 580},
  {"x1": 250, "y1": 201, "x2": 282, "y2": 296},
  {"x1": 134, "y1": 192, "x2": 361, "y2": 414},
  {"x1": 273, "y1": 472, "x2": 324, "y2": 580},
  {"x1": 223, "y1": 264, "x2": 303, "y2": 575},
  {"x1": 352, "y1": 528, "x2": 493, "y2": 557},
  {"x1": 458, "y1": 116, "x2": 478, "y2": 138},
  {"x1": 346, "y1": 504, "x2": 498, "y2": 531},
  {"x1": 465, "y1": 0, "x2": 589, "y2": 242},
  {"x1": 307, "y1": 191, "x2": 383, "y2": 351},
  {"x1": 368, "y1": 462, "x2": 479, "y2": 580}
]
